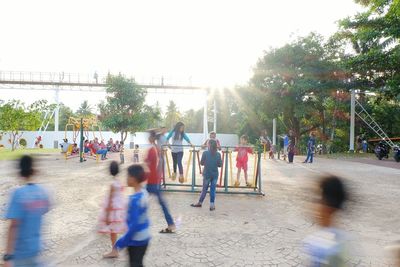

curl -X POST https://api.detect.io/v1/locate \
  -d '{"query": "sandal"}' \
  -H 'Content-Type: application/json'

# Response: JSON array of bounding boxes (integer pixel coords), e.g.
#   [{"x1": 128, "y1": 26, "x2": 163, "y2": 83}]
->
[
  {"x1": 190, "y1": 203, "x2": 202, "y2": 208},
  {"x1": 159, "y1": 228, "x2": 175, "y2": 234}
]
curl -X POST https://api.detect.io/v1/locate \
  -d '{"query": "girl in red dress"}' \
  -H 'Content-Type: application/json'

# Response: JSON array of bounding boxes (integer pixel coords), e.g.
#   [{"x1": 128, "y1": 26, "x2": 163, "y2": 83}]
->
[{"x1": 234, "y1": 135, "x2": 253, "y2": 187}]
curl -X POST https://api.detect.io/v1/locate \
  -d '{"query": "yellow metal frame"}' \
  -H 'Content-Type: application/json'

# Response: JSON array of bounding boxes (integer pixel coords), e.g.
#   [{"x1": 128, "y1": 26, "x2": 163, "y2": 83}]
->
[{"x1": 64, "y1": 116, "x2": 103, "y2": 143}]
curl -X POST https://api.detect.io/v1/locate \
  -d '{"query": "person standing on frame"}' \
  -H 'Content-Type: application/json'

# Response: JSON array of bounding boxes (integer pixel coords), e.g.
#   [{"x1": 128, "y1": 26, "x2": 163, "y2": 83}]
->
[
  {"x1": 288, "y1": 130, "x2": 296, "y2": 163},
  {"x1": 166, "y1": 122, "x2": 193, "y2": 183}
]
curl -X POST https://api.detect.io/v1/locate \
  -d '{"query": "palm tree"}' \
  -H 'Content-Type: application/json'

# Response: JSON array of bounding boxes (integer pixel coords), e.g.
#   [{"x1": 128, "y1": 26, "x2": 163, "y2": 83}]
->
[
  {"x1": 164, "y1": 101, "x2": 181, "y2": 129},
  {"x1": 76, "y1": 100, "x2": 93, "y2": 117}
]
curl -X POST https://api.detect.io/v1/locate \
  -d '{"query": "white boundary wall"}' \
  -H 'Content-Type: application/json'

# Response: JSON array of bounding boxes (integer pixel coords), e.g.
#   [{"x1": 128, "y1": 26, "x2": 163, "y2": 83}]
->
[{"x1": 0, "y1": 131, "x2": 239, "y2": 149}]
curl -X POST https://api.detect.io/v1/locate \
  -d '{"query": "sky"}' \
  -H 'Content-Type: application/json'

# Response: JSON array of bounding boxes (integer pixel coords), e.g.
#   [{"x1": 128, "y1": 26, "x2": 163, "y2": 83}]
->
[{"x1": 0, "y1": 0, "x2": 364, "y2": 113}]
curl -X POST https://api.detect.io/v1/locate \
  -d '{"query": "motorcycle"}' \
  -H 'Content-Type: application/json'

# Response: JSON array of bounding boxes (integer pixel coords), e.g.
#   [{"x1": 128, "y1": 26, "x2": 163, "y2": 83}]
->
[
  {"x1": 374, "y1": 141, "x2": 389, "y2": 160},
  {"x1": 394, "y1": 146, "x2": 400, "y2": 162}
]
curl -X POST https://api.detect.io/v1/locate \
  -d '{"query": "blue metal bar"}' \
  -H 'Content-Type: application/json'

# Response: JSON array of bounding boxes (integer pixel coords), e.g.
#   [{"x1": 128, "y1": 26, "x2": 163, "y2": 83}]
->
[
  {"x1": 191, "y1": 148, "x2": 196, "y2": 192},
  {"x1": 224, "y1": 148, "x2": 229, "y2": 192}
]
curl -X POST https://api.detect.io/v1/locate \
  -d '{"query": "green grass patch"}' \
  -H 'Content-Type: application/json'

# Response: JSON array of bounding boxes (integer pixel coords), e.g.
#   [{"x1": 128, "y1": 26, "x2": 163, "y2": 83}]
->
[{"x1": 0, "y1": 148, "x2": 59, "y2": 161}]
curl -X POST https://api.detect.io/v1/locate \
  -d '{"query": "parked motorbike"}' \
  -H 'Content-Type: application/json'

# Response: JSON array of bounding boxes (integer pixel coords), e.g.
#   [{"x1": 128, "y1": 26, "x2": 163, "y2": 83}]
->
[
  {"x1": 394, "y1": 146, "x2": 400, "y2": 162},
  {"x1": 374, "y1": 141, "x2": 389, "y2": 160}
]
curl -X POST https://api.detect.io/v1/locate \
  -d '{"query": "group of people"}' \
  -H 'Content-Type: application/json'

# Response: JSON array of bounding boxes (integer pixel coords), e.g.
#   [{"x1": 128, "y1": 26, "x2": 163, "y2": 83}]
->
[
  {"x1": 7, "y1": 154, "x2": 400, "y2": 266},
  {"x1": 5, "y1": 123, "x2": 400, "y2": 267}
]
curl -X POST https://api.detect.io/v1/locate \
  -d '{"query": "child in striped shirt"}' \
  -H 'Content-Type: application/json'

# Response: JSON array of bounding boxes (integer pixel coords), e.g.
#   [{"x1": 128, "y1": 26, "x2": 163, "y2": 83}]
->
[{"x1": 115, "y1": 165, "x2": 150, "y2": 267}]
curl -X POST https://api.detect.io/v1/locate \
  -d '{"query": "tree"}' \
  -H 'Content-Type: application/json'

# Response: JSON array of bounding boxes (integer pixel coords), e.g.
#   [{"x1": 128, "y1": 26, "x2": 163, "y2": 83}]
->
[
  {"x1": 182, "y1": 109, "x2": 203, "y2": 132},
  {"x1": 45, "y1": 103, "x2": 75, "y2": 131},
  {"x1": 76, "y1": 100, "x2": 94, "y2": 118},
  {"x1": 250, "y1": 33, "x2": 345, "y2": 144},
  {"x1": 98, "y1": 74, "x2": 158, "y2": 141},
  {"x1": 164, "y1": 100, "x2": 181, "y2": 129},
  {"x1": 0, "y1": 100, "x2": 42, "y2": 150},
  {"x1": 335, "y1": 0, "x2": 400, "y2": 98}
]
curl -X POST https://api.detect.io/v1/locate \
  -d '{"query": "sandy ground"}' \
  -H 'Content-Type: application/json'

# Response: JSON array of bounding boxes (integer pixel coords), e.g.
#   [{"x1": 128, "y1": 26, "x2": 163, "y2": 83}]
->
[{"x1": 0, "y1": 150, "x2": 399, "y2": 266}]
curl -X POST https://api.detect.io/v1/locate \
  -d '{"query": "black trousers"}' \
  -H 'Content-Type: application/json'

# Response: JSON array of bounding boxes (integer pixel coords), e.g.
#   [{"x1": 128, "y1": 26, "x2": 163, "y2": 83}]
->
[
  {"x1": 128, "y1": 245, "x2": 148, "y2": 267},
  {"x1": 288, "y1": 151, "x2": 294, "y2": 163}
]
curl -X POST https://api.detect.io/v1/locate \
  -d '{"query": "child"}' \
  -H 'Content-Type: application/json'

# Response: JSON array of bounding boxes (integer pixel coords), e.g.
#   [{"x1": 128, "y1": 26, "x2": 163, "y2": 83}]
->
[
  {"x1": 234, "y1": 135, "x2": 253, "y2": 187},
  {"x1": 4, "y1": 156, "x2": 50, "y2": 267},
  {"x1": 72, "y1": 143, "x2": 79, "y2": 154},
  {"x1": 191, "y1": 139, "x2": 222, "y2": 211},
  {"x1": 303, "y1": 132, "x2": 316, "y2": 163},
  {"x1": 146, "y1": 130, "x2": 176, "y2": 233},
  {"x1": 115, "y1": 165, "x2": 150, "y2": 267},
  {"x1": 202, "y1": 131, "x2": 221, "y2": 150},
  {"x1": 120, "y1": 141, "x2": 125, "y2": 164},
  {"x1": 98, "y1": 161, "x2": 126, "y2": 258},
  {"x1": 115, "y1": 140, "x2": 121, "y2": 152},
  {"x1": 304, "y1": 175, "x2": 349, "y2": 266},
  {"x1": 133, "y1": 144, "x2": 140, "y2": 163}
]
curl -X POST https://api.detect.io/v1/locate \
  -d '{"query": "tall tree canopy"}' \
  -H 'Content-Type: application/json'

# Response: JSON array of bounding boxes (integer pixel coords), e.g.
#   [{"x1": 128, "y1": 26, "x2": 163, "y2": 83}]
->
[
  {"x1": 250, "y1": 33, "x2": 345, "y2": 141},
  {"x1": 99, "y1": 74, "x2": 160, "y2": 141},
  {"x1": 336, "y1": 0, "x2": 400, "y2": 98}
]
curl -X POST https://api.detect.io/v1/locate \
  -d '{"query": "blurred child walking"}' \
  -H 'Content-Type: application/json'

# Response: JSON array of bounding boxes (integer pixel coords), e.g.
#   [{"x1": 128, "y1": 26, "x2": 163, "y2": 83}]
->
[
  {"x1": 191, "y1": 139, "x2": 222, "y2": 211},
  {"x1": 115, "y1": 165, "x2": 150, "y2": 267},
  {"x1": 304, "y1": 175, "x2": 349, "y2": 266},
  {"x1": 98, "y1": 161, "x2": 127, "y2": 258},
  {"x1": 146, "y1": 129, "x2": 176, "y2": 233},
  {"x1": 4, "y1": 156, "x2": 50, "y2": 267}
]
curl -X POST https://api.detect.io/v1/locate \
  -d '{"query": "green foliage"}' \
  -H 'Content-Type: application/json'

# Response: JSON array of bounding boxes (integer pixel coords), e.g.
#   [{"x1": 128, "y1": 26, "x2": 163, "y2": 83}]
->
[
  {"x1": 98, "y1": 74, "x2": 159, "y2": 141},
  {"x1": 164, "y1": 101, "x2": 182, "y2": 129},
  {"x1": 76, "y1": 100, "x2": 94, "y2": 118},
  {"x1": 19, "y1": 138, "x2": 27, "y2": 147},
  {"x1": 0, "y1": 100, "x2": 42, "y2": 150},
  {"x1": 250, "y1": 33, "x2": 345, "y2": 147},
  {"x1": 335, "y1": 0, "x2": 400, "y2": 98}
]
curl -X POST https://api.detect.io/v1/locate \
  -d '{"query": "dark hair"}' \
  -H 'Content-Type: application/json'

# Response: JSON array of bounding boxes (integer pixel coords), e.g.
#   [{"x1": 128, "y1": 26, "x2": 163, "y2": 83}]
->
[
  {"x1": 319, "y1": 176, "x2": 347, "y2": 210},
  {"x1": 110, "y1": 161, "x2": 119, "y2": 176},
  {"x1": 127, "y1": 164, "x2": 146, "y2": 183},
  {"x1": 209, "y1": 139, "x2": 218, "y2": 154},
  {"x1": 135, "y1": 144, "x2": 139, "y2": 149},
  {"x1": 120, "y1": 141, "x2": 124, "y2": 145},
  {"x1": 241, "y1": 135, "x2": 249, "y2": 141},
  {"x1": 173, "y1": 122, "x2": 185, "y2": 140},
  {"x1": 19, "y1": 155, "x2": 34, "y2": 177}
]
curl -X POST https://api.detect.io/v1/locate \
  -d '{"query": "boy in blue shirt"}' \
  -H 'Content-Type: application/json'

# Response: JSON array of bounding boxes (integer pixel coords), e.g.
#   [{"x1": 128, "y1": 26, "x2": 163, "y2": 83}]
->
[
  {"x1": 115, "y1": 164, "x2": 150, "y2": 267},
  {"x1": 304, "y1": 176, "x2": 349, "y2": 266},
  {"x1": 4, "y1": 155, "x2": 50, "y2": 267}
]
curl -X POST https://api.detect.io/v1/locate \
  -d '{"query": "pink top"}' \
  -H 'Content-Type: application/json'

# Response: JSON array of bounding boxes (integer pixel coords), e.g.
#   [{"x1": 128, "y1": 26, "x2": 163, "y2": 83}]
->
[{"x1": 235, "y1": 146, "x2": 253, "y2": 163}]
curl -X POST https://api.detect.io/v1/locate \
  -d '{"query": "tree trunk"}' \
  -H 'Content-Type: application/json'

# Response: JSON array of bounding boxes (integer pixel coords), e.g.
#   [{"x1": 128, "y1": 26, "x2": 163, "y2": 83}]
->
[
  {"x1": 10, "y1": 132, "x2": 16, "y2": 151},
  {"x1": 121, "y1": 131, "x2": 128, "y2": 142}
]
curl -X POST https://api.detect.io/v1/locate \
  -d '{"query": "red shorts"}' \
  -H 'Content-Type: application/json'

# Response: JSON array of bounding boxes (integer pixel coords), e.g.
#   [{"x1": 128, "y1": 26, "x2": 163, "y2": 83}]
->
[{"x1": 236, "y1": 160, "x2": 248, "y2": 171}]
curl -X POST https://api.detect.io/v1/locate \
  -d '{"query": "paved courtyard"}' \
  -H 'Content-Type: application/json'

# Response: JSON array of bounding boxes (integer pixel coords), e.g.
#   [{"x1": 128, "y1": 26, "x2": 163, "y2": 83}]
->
[{"x1": 1, "y1": 151, "x2": 399, "y2": 266}]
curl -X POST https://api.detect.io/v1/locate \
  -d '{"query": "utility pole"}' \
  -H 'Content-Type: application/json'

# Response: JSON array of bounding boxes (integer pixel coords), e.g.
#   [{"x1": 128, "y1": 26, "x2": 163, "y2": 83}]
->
[
  {"x1": 349, "y1": 89, "x2": 355, "y2": 152},
  {"x1": 203, "y1": 90, "x2": 209, "y2": 141}
]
